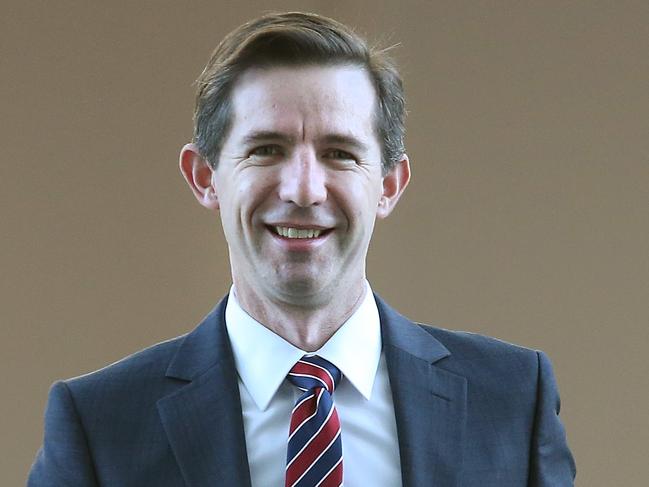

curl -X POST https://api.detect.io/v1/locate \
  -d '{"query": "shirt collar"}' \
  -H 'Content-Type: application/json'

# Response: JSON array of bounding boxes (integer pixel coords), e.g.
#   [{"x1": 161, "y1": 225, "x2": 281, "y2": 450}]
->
[{"x1": 225, "y1": 281, "x2": 382, "y2": 411}]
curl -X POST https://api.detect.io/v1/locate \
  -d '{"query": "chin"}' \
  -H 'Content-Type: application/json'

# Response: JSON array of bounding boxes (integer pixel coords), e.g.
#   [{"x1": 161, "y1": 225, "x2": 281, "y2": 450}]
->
[{"x1": 272, "y1": 275, "x2": 332, "y2": 301}]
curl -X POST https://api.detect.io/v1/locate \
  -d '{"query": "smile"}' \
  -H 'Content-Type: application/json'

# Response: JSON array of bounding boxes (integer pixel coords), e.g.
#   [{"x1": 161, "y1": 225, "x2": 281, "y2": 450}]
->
[{"x1": 274, "y1": 226, "x2": 323, "y2": 239}]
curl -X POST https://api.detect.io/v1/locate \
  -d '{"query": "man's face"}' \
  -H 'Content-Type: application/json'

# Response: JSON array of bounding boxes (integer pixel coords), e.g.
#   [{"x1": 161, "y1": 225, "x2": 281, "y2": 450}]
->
[{"x1": 208, "y1": 65, "x2": 406, "y2": 304}]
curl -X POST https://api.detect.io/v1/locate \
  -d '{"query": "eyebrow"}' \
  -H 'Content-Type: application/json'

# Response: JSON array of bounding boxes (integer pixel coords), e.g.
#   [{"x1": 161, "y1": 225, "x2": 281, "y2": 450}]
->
[
  {"x1": 319, "y1": 134, "x2": 369, "y2": 154},
  {"x1": 241, "y1": 131, "x2": 369, "y2": 153},
  {"x1": 241, "y1": 131, "x2": 295, "y2": 146}
]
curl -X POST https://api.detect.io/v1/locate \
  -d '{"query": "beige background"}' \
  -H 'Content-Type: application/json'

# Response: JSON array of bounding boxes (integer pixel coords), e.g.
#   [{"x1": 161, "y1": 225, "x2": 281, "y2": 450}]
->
[{"x1": 2, "y1": 1, "x2": 647, "y2": 485}]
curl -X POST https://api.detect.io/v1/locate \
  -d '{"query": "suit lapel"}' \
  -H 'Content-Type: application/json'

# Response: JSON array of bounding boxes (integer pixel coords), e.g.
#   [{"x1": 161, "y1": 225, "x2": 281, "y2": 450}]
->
[
  {"x1": 156, "y1": 297, "x2": 252, "y2": 487},
  {"x1": 376, "y1": 295, "x2": 467, "y2": 487}
]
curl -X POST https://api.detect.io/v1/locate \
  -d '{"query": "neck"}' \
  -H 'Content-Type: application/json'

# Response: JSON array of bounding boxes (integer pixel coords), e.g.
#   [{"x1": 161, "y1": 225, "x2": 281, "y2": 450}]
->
[{"x1": 233, "y1": 279, "x2": 367, "y2": 352}]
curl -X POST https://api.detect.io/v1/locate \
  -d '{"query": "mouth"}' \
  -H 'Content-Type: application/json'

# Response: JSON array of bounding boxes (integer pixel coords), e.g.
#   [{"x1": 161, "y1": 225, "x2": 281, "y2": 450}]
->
[{"x1": 267, "y1": 225, "x2": 333, "y2": 240}]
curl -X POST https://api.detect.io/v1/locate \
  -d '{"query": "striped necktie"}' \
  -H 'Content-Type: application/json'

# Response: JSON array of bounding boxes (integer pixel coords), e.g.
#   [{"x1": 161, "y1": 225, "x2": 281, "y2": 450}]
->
[{"x1": 285, "y1": 355, "x2": 343, "y2": 487}]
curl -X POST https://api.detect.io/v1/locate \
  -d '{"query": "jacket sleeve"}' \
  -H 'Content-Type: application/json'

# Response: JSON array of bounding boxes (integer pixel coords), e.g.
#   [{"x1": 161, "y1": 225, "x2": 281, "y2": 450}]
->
[
  {"x1": 528, "y1": 351, "x2": 577, "y2": 486},
  {"x1": 28, "y1": 381, "x2": 99, "y2": 487}
]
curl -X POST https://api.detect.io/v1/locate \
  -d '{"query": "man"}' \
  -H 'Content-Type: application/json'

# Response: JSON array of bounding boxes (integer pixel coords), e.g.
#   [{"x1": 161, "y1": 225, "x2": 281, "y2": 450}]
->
[{"x1": 29, "y1": 12, "x2": 575, "y2": 487}]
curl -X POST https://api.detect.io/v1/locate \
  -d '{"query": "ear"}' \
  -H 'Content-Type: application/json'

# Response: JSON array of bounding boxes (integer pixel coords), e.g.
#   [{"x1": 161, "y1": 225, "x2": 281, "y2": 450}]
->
[
  {"x1": 377, "y1": 154, "x2": 411, "y2": 219},
  {"x1": 179, "y1": 143, "x2": 220, "y2": 211}
]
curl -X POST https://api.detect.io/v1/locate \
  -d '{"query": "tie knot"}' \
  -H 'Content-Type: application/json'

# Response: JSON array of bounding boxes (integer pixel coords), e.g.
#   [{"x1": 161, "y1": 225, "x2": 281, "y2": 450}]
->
[{"x1": 287, "y1": 355, "x2": 342, "y2": 394}]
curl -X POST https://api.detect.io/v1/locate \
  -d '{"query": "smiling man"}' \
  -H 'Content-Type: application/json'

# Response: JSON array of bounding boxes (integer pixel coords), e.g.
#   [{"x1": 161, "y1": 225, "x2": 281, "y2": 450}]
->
[
  {"x1": 181, "y1": 64, "x2": 405, "y2": 352},
  {"x1": 29, "y1": 12, "x2": 575, "y2": 487}
]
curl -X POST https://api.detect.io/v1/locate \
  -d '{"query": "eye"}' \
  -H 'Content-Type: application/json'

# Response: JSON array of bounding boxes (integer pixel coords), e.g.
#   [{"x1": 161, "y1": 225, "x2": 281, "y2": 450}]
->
[
  {"x1": 325, "y1": 149, "x2": 356, "y2": 161},
  {"x1": 250, "y1": 145, "x2": 283, "y2": 157}
]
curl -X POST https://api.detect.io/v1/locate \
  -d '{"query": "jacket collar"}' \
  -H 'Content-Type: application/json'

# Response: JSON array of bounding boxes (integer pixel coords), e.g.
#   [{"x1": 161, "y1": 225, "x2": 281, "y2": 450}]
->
[
  {"x1": 157, "y1": 296, "x2": 253, "y2": 487},
  {"x1": 376, "y1": 294, "x2": 467, "y2": 487}
]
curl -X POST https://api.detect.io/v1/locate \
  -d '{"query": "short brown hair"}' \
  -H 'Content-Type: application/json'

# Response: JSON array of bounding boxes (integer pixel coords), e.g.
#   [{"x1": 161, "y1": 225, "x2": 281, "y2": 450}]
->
[{"x1": 193, "y1": 11, "x2": 406, "y2": 174}]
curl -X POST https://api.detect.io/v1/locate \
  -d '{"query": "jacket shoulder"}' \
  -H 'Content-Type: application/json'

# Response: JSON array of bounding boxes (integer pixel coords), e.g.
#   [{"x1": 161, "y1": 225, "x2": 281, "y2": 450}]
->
[
  {"x1": 415, "y1": 323, "x2": 544, "y2": 400},
  {"x1": 418, "y1": 323, "x2": 541, "y2": 364},
  {"x1": 63, "y1": 334, "x2": 187, "y2": 397}
]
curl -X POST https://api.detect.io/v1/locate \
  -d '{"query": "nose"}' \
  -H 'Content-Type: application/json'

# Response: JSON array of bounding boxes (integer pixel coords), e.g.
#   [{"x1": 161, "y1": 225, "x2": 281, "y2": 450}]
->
[{"x1": 278, "y1": 149, "x2": 327, "y2": 207}]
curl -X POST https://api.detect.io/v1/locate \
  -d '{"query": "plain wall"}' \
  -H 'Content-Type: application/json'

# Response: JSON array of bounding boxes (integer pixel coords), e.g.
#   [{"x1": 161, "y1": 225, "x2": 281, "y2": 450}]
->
[{"x1": 2, "y1": 1, "x2": 648, "y2": 485}]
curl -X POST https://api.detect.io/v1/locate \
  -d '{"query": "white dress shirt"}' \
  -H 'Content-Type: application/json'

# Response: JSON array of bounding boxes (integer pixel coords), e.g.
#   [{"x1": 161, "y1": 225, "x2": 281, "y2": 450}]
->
[{"x1": 225, "y1": 282, "x2": 402, "y2": 486}]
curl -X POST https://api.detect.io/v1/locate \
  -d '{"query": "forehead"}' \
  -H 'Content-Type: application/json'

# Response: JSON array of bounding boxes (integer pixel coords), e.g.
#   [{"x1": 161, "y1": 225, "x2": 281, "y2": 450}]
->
[{"x1": 228, "y1": 65, "x2": 378, "y2": 140}]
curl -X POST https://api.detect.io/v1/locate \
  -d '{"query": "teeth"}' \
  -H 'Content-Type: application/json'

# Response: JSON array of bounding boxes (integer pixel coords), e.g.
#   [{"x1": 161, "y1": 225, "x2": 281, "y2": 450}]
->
[{"x1": 274, "y1": 227, "x2": 322, "y2": 239}]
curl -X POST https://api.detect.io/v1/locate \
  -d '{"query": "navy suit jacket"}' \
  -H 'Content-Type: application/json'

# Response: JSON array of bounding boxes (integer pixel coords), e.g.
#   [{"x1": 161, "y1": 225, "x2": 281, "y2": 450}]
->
[{"x1": 29, "y1": 295, "x2": 575, "y2": 486}]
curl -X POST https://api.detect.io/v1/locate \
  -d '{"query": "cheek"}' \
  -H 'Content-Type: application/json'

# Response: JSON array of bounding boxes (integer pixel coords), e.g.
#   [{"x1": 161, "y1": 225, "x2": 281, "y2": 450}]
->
[
  {"x1": 329, "y1": 173, "x2": 380, "y2": 216},
  {"x1": 338, "y1": 176, "x2": 383, "y2": 211},
  {"x1": 331, "y1": 190, "x2": 379, "y2": 234},
  {"x1": 234, "y1": 171, "x2": 278, "y2": 221}
]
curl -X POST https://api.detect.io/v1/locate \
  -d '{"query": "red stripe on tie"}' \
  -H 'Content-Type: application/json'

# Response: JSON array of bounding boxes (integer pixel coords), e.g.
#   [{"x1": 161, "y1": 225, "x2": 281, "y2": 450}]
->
[
  {"x1": 289, "y1": 393, "x2": 317, "y2": 436},
  {"x1": 316, "y1": 458, "x2": 343, "y2": 487},
  {"x1": 291, "y1": 361, "x2": 335, "y2": 392},
  {"x1": 285, "y1": 406, "x2": 340, "y2": 486}
]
